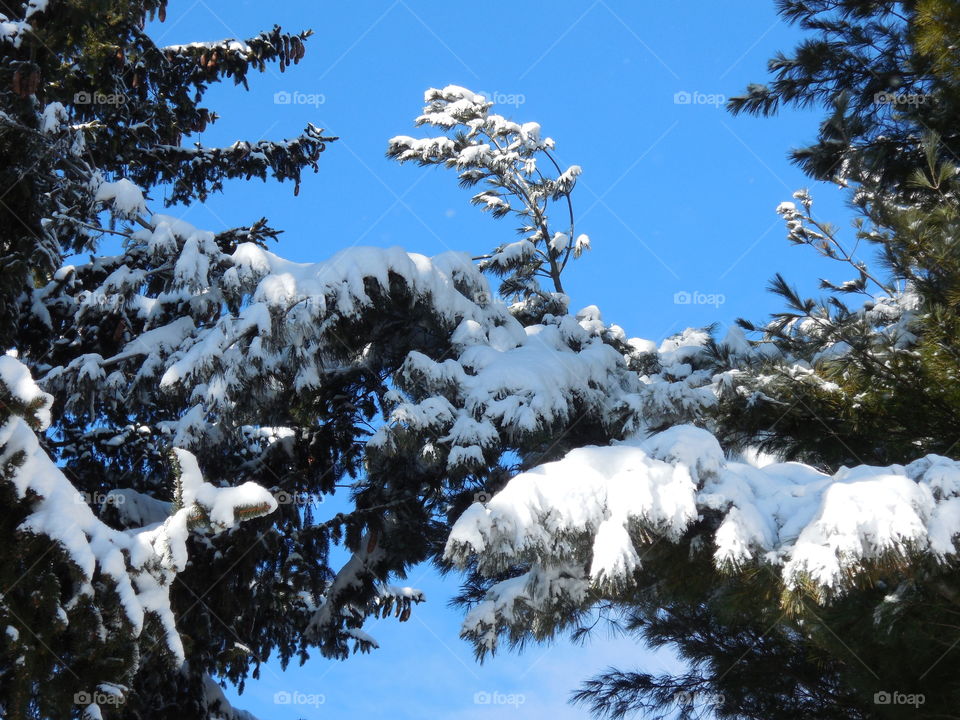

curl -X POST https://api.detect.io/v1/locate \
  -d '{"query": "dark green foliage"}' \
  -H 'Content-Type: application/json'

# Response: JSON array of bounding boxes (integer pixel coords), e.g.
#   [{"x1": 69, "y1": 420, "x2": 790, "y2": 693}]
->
[
  {"x1": 727, "y1": 0, "x2": 960, "y2": 196},
  {"x1": 573, "y1": 3, "x2": 960, "y2": 719},
  {"x1": 0, "y1": 1, "x2": 342, "y2": 717},
  {"x1": 575, "y1": 531, "x2": 960, "y2": 720}
]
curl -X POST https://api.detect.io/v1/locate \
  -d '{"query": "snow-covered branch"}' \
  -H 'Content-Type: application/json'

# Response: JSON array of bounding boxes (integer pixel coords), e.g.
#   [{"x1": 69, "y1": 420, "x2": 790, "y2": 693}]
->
[{"x1": 445, "y1": 424, "x2": 960, "y2": 653}]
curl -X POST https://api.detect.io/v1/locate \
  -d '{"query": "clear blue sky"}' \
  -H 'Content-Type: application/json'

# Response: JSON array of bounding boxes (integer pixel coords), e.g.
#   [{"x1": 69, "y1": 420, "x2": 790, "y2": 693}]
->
[{"x1": 151, "y1": 1, "x2": 859, "y2": 717}]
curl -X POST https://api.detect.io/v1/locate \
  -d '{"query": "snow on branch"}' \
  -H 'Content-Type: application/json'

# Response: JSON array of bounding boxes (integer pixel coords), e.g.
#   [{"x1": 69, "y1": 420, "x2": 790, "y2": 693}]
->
[
  {"x1": 388, "y1": 85, "x2": 590, "y2": 297},
  {"x1": 445, "y1": 424, "x2": 960, "y2": 652},
  {"x1": 305, "y1": 528, "x2": 425, "y2": 658},
  {"x1": 0, "y1": 0, "x2": 48, "y2": 48},
  {"x1": 0, "y1": 355, "x2": 276, "y2": 670}
]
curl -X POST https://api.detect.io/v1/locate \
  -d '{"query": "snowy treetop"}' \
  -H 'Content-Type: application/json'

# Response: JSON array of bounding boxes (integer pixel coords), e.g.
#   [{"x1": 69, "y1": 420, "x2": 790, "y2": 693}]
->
[{"x1": 388, "y1": 85, "x2": 590, "y2": 300}]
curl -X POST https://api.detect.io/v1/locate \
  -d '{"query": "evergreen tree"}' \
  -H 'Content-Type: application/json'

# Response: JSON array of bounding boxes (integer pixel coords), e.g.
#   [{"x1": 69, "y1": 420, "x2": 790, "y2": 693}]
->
[
  {"x1": 565, "y1": 3, "x2": 960, "y2": 718},
  {"x1": 719, "y1": 0, "x2": 960, "y2": 468},
  {"x1": 727, "y1": 0, "x2": 960, "y2": 197},
  {"x1": 2, "y1": 5, "x2": 703, "y2": 717},
  {"x1": 7, "y1": 1, "x2": 960, "y2": 719},
  {"x1": 439, "y1": 4, "x2": 960, "y2": 720},
  {"x1": 0, "y1": 1, "x2": 368, "y2": 717}
]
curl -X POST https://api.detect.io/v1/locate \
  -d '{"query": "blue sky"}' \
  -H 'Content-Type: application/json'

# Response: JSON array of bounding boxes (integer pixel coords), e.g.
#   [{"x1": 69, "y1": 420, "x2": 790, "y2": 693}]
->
[{"x1": 150, "y1": 1, "x2": 862, "y2": 717}]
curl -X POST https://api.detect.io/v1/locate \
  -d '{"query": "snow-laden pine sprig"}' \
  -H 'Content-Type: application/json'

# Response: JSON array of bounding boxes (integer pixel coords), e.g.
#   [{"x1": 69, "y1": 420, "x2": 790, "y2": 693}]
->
[{"x1": 388, "y1": 86, "x2": 590, "y2": 302}]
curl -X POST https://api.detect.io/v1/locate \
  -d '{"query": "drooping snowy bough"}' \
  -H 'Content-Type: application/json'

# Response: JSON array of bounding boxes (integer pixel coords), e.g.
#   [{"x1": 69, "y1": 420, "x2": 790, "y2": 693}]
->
[
  {"x1": 0, "y1": 354, "x2": 276, "y2": 715},
  {"x1": 445, "y1": 420, "x2": 960, "y2": 653}
]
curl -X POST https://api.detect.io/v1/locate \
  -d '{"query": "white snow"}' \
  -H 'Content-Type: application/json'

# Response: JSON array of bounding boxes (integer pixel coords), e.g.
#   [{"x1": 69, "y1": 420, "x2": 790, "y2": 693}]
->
[
  {"x1": 174, "y1": 448, "x2": 278, "y2": 528},
  {"x1": 203, "y1": 676, "x2": 261, "y2": 720},
  {"x1": 26, "y1": 0, "x2": 49, "y2": 16},
  {"x1": 0, "y1": 354, "x2": 53, "y2": 427},
  {"x1": 0, "y1": 14, "x2": 30, "y2": 47},
  {"x1": 447, "y1": 425, "x2": 960, "y2": 648},
  {"x1": 163, "y1": 39, "x2": 253, "y2": 55},
  {"x1": 104, "y1": 488, "x2": 171, "y2": 526},
  {"x1": 1, "y1": 357, "x2": 277, "y2": 664},
  {"x1": 40, "y1": 102, "x2": 67, "y2": 133},
  {"x1": 549, "y1": 232, "x2": 569, "y2": 253},
  {"x1": 345, "y1": 627, "x2": 380, "y2": 648},
  {"x1": 94, "y1": 177, "x2": 146, "y2": 218},
  {"x1": 574, "y1": 233, "x2": 591, "y2": 257}
]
